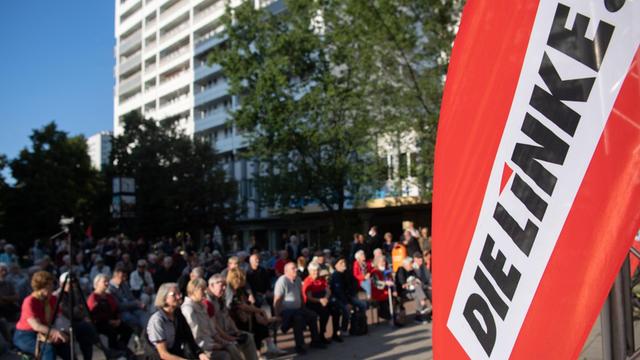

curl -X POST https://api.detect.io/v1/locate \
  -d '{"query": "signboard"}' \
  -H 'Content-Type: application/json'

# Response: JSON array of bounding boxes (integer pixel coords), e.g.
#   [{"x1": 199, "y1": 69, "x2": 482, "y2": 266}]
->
[{"x1": 433, "y1": 0, "x2": 640, "y2": 358}]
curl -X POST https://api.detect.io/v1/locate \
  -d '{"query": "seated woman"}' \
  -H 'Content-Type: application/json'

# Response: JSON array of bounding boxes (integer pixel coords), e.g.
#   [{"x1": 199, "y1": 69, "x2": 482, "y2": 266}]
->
[
  {"x1": 13, "y1": 271, "x2": 70, "y2": 360},
  {"x1": 147, "y1": 282, "x2": 209, "y2": 360},
  {"x1": 226, "y1": 268, "x2": 281, "y2": 355},
  {"x1": 303, "y1": 262, "x2": 337, "y2": 343},
  {"x1": 87, "y1": 273, "x2": 133, "y2": 351},
  {"x1": 180, "y1": 278, "x2": 232, "y2": 360},
  {"x1": 352, "y1": 250, "x2": 373, "y2": 300},
  {"x1": 370, "y1": 256, "x2": 396, "y2": 322},
  {"x1": 394, "y1": 257, "x2": 430, "y2": 323}
]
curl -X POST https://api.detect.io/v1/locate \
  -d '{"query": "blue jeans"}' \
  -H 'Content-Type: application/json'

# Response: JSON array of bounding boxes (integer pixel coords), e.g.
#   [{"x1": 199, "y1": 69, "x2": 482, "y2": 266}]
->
[
  {"x1": 360, "y1": 279, "x2": 372, "y2": 299},
  {"x1": 13, "y1": 330, "x2": 70, "y2": 360}
]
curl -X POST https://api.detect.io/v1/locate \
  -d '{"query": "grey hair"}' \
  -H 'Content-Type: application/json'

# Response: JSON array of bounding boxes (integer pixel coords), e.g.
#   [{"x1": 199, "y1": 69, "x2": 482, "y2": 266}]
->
[
  {"x1": 93, "y1": 273, "x2": 109, "y2": 290},
  {"x1": 402, "y1": 257, "x2": 414, "y2": 267},
  {"x1": 355, "y1": 250, "x2": 366, "y2": 260},
  {"x1": 191, "y1": 267, "x2": 204, "y2": 278},
  {"x1": 307, "y1": 262, "x2": 320, "y2": 272},
  {"x1": 208, "y1": 273, "x2": 225, "y2": 285},
  {"x1": 155, "y1": 282, "x2": 178, "y2": 308}
]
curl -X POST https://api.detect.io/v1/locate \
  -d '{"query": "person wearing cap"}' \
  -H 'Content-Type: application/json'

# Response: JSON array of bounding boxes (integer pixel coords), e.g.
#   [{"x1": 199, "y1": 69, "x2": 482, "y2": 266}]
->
[{"x1": 55, "y1": 272, "x2": 100, "y2": 360}]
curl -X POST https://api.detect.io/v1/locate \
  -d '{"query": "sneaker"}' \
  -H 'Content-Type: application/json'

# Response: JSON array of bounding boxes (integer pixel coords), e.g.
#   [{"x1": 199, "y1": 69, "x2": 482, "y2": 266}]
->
[{"x1": 419, "y1": 306, "x2": 433, "y2": 315}]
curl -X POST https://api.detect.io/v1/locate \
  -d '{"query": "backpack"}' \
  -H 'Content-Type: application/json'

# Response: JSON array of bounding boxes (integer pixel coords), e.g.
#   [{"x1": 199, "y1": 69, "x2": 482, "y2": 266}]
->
[
  {"x1": 392, "y1": 243, "x2": 407, "y2": 273},
  {"x1": 349, "y1": 310, "x2": 368, "y2": 336}
]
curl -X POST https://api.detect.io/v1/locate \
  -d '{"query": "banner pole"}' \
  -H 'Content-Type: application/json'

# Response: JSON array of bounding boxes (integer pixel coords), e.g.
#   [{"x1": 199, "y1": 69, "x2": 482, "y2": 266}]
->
[{"x1": 602, "y1": 256, "x2": 634, "y2": 359}]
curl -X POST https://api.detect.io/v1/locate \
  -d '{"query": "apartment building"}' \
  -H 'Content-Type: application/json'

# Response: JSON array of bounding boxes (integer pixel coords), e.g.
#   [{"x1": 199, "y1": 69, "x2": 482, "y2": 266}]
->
[
  {"x1": 87, "y1": 131, "x2": 113, "y2": 171},
  {"x1": 113, "y1": 0, "x2": 428, "y2": 249}
]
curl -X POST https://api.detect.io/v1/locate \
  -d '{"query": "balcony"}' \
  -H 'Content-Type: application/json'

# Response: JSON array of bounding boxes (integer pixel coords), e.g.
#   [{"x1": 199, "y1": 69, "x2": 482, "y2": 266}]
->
[
  {"x1": 158, "y1": 44, "x2": 190, "y2": 72},
  {"x1": 119, "y1": 0, "x2": 141, "y2": 16},
  {"x1": 194, "y1": 81, "x2": 229, "y2": 107},
  {"x1": 119, "y1": 72, "x2": 142, "y2": 95},
  {"x1": 194, "y1": 63, "x2": 221, "y2": 80},
  {"x1": 119, "y1": 52, "x2": 141, "y2": 75},
  {"x1": 194, "y1": 1, "x2": 225, "y2": 25},
  {"x1": 194, "y1": 31, "x2": 226, "y2": 55},
  {"x1": 119, "y1": 29, "x2": 142, "y2": 55},
  {"x1": 214, "y1": 137, "x2": 235, "y2": 154},
  {"x1": 157, "y1": 70, "x2": 191, "y2": 98},
  {"x1": 159, "y1": 0, "x2": 189, "y2": 28},
  {"x1": 120, "y1": 13, "x2": 142, "y2": 35},
  {"x1": 157, "y1": 94, "x2": 191, "y2": 119},
  {"x1": 160, "y1": 21, "x2": 190, "y2": 48},
  {"x1": 117, "y1": 92, "x2": 142, "y2": 114},
  {"x1": 194, "y1": 108, "x2": 229, "y2": 132}
]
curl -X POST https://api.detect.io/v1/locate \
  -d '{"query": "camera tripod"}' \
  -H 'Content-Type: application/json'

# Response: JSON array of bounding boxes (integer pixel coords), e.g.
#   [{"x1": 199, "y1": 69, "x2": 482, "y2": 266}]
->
[{"x1": 36, "y1": 218, "x2": 111, "y2": 360}]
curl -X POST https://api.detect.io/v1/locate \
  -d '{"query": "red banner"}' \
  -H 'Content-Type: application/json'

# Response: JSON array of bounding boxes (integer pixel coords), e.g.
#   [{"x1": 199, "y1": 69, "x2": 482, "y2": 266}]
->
[{"x1": 433, "y1": 0, "x2": 640, "y2": 358}]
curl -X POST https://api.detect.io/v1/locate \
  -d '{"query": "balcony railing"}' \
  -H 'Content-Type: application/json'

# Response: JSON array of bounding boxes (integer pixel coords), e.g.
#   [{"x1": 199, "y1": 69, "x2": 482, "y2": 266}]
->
[
  {"x1": 119, "y1": 52, "x2": 142, "y2": 75},
  {"x1": 160, "y1": 92, "x2": 189, "y2": 109},
  {"x1": 159, "y1": 44, "x2": 189, "y2": 66},
  {"x1": 160, "y1": 20, "x2": 189, "y2": 42},
  {"x1": 194, "y1": 1, "x2": 225, "y2": 22},
  {"x1": 119, "y1": 72, "x2": 142, "y2": 95},
  {"x1": 119, "y1": 29, "x2": 142, "y2": 55},
  {"x1": 160, "y1": 0, "x2": 188, "y2": 22}
]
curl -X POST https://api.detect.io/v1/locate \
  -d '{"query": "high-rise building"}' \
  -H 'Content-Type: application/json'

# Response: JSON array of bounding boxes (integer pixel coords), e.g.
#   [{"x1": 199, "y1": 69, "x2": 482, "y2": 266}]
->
[
  {"x1": 87, "y1": 131, "x2": 113, "y2": 171},
  {"x1": 114, "y1": 0, "x2": 428, "y2": 249}
]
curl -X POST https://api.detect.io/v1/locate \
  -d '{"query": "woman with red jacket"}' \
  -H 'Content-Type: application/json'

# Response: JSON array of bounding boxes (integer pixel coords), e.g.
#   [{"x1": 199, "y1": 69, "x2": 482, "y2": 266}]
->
[
  {"x1": 352, "y1": 250, "x2": 373, "y2": 299},
  {"x1": 370, "y1": 256, "x2": 396, "y2": 321},
  {"x1": 87, "y1": 274, "x2": 132, "y2": 351}
]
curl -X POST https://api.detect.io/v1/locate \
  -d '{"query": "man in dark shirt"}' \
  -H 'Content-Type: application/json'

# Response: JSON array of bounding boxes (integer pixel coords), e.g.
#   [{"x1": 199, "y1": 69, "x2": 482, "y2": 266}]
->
[
  {"x1": 246, "y1": 254, "x2": 273, "y2": 310},
  {"x1": 154, "y1": 256, "x2": 181, "y2": 287}
]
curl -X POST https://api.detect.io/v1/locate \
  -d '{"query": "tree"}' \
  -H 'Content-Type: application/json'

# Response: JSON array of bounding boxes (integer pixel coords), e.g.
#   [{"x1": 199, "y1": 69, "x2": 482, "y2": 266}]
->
[
  {"x1": 110, "y1": 112, "x2": 236, "y2": 240},
  {"x1": 210, "y1": 0, "x2": 461, "y2": 237},
  {"x1": 4, "y1": 122, "x2": 104, "y2": 251},
  {"x1": 210, "y1": 0, "x2": 386, "y2": 237},
  {"x1": 345, "y1": 0, "x2": 463, "y2": 198}
]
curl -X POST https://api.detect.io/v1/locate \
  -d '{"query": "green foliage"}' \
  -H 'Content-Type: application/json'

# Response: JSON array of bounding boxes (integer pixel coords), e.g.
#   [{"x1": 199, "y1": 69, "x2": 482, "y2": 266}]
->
[
  {"x1": 210, "y1": 0, "x2": 386, "y2": 217},
  {"x1": 110, "y1": 112, "x2": 237, "y2": 239},
  {"x1": 4, "y1": 122, "x2": 104, "y2": 250},
  {"x1": 210, "y1": 0, "x2": 461, "y2": 216}
]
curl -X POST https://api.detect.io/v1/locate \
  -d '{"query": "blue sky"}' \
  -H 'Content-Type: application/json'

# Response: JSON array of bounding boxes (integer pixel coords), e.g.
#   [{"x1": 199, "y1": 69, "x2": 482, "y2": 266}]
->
[{"x1": 0, "y1": 2, "x2": 115, "y2": 162}]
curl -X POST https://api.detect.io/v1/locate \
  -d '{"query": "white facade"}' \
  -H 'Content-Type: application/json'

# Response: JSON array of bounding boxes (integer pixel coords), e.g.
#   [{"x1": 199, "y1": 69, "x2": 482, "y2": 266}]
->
[
  {"x1": 87, "y1": 132, "x2": 113, "y2": 171},
  {"x1": 114, "y1": 0, "x2": 282, "y2": 221}
]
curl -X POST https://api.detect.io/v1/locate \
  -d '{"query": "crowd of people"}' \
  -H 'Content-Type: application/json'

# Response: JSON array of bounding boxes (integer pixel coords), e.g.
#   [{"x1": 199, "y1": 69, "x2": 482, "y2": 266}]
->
[{"x1": 0, "y1": 223, "x2": 432, "y2": 359}]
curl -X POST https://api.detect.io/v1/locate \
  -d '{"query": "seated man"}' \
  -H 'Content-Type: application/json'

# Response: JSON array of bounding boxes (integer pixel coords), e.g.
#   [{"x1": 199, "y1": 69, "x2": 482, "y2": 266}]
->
[
  {"x1": 109, "y1": 266, "x2": 149, "y2": 331},
  {"x1": 394, "y1": 257, "x2": 430, "y2": 323},
  {"x1": 273, "y1": 262, "x2": 326, "y2": 355},
  {"x1": 129, "y1": 259, "x2": 155, "y2": 312},
  {"x1": 206, "y1": 274, "x2": 260, "y2": 360}
]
